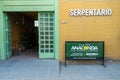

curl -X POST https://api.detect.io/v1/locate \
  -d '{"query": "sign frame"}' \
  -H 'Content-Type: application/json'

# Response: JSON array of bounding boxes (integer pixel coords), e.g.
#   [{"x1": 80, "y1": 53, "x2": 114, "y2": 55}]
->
[{"x1": 65, "y1": 41, "x2": 105, "y2": 66}]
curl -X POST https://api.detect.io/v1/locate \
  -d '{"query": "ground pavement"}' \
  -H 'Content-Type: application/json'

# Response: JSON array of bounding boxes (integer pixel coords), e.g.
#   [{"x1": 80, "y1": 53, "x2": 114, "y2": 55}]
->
[{"x1": 0, "y1": 50, "x2": 120, "y2": 80}]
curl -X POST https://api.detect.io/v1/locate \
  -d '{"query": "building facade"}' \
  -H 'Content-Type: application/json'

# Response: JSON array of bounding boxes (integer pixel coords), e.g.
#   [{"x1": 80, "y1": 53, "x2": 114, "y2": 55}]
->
[{"x1": 0, "y1": 0, "x2": 120, "y2": 62}]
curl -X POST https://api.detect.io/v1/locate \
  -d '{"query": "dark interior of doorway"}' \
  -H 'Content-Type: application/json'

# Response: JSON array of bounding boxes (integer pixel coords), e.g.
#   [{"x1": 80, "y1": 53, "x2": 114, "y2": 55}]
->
[{"x1": 9, "y1": 12, "x2": 38, "y2": 58}]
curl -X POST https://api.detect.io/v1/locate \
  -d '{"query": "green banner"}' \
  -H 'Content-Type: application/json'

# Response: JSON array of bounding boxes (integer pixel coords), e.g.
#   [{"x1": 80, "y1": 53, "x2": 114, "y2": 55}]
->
[{"x1": 65, "y1": 41, "x2": 104, "y2": 60}]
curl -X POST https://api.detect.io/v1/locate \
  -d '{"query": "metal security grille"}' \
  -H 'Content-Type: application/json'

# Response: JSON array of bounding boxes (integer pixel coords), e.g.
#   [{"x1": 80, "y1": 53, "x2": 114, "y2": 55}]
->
[{"x1": 39, "y1": 12, "x2": 54, "y2": 55}]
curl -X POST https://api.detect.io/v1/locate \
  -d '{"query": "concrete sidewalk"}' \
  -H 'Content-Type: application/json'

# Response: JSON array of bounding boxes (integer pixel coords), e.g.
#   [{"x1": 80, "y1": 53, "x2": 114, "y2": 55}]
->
[
  {"x1": 60, "y1": 62, "x2": 120, "y2": 80},
  {"x1": 0, "y1": 57, "x2": 120, "y2": 80}
]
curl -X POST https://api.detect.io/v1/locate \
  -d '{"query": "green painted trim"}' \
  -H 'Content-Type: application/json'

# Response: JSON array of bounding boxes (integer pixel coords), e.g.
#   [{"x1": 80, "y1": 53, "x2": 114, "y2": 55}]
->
[
  {"x1": 54, "y1": 0, "x2": 59, "y2": 60},
  {"x1": 0, "y1": 1, "x2": 1, "y2": 59},
  {"x1": 0, "y1": 2, "x2": 6, "y2": 60},
  {"x1": 3, "y1": 6, "x2": 54, "y2": 12},
  {"x1": 0, "y1": 11, "x2": 6, "y2": 60},
  {"x1": 39, "y1": 53, "x2": 55, "y2": 58},
  {"x1": 1, "y1": 0, "x2": 55, "y2": 11},
  {"x1": 2, "y1": 0, "x2": 54, "y2": 6}
]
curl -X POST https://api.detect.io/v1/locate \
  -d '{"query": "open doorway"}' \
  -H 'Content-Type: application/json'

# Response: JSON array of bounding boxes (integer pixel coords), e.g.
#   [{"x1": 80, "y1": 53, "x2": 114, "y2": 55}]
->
[{"x1": 8, "y1": 12, "x2": 38, "y2": 58}]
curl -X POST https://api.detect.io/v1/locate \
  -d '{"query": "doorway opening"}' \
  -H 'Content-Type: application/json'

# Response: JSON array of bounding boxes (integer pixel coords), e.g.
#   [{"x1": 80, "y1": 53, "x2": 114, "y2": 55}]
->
[{"x1": 8, "y1": 12, "x2": 38, "y2": 58}]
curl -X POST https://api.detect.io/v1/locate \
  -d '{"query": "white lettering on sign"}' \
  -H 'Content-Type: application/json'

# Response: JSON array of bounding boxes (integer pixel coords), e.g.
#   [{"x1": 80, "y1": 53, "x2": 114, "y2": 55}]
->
[
  {"x1": 71, "y1": 45, "x2": 98, "y2": 51},
  {"x1": 70, "y1": 53, "x2": 83, "y2": 56},
  {"x1": 70, "y1": 9, "x2": 112, "y2": 16},
  {"x1": 86, "y1": 53, "x2": 98, "y2": 56}
]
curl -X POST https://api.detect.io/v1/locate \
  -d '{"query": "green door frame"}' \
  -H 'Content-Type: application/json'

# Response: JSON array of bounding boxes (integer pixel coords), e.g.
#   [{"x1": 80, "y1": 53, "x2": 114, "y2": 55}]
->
[{"x1": 0, "y1": 0, "x2": 59, "y2": 60}]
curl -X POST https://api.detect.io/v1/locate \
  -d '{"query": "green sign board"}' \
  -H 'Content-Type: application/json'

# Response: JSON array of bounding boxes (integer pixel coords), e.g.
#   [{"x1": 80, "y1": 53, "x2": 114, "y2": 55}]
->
[{"x1": 65, "y1": 41, "x2": 104, "y2": 60}]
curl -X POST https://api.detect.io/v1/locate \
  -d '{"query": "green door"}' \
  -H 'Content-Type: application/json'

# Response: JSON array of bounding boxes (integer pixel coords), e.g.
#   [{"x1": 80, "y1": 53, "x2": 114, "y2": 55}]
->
[
  {"x1": 38, "y1": 12, "x2": 55, "y2": 58},
  {"x1": 4, "y1": 13, "x2": 12, "y2": 58}
]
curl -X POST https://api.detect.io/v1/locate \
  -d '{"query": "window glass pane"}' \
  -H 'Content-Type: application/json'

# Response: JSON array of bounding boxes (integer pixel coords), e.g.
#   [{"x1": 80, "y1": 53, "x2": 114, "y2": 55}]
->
[
  {"x1": 45, "y1": 41, "x2": 49, "y2": 44},
  {"x1": 40, "y1": 32, "x2": 44, "y2": 35},
  {"x1": 50, "y1": 23, "x2": 53, "y2": 26},
  {"x1": 50, "y1": 49, "x2": 53, "y2": 53},
  {"x1": 50, "y1": 18, "x2": 53, "y2": 21},
  {"x1": 40, "y1": 18, "x2": 45, "y2": 21},
  {"x1": 50, "y1": 36, "x2": 53, "y2": 39},
  {"x1": 40, "y1": 23, "x2": 44, "y2": 26},
  {"x1": 41, "y1": 50, "x2": 44, "y2": 53},
  {"x1": 40, "y1": 36, "x2": 44, "y2": 39},
  {"x1": 45, "y1": 45, "x2": 49, "y2": 48},
  {"x1": 41, "y1": 45, "x2": 44, "y2": 48},
  {"x1": 40, "y1": 27, "x2": 44, "y2": 30},
  {"x1": 45, "y1": 14, "x2": 48, "y2": 17},
  {"x1": 45, "y1": 36, "x2": 49, "y2": 39},
  {"x1": 45, "y1": 23, "x2": 48, "y2": 26},
  {"x1": 45, "y1": 18, "x2": 48, "y2": 21},
  {"x1": 45, "y1": 27, "x2": 48, "y2": 30},
  {"x1": 40, "y1": 41, "x2": 44, "y2": 44},
  {"x1": 45, "y1": 49, "x2": 49, "y2": 53},
  {"x1": 45, "y1": 32, "x2": 48, "y2": 35},
  {"x1": 50, "y1": 27, "x2": 53, "y2": 30},
  {"x1": 40, "y1": 14, "x2": 43, "y2": 16},
  {"x1": 50, "y1": 41, "x2": 53, "y2": 44},
  {"x1": 50, "y1": 14, "x2": 53, "y2": 17},
  {"x1": 50, "y1": 45, "x2": 53, "y2": 48},
  {"x1": 50, "y1": 32, "x2": 53, "y2": 35},
  {"x1": 40, "y1": 18, "x2": 43, "y2": 21}
]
